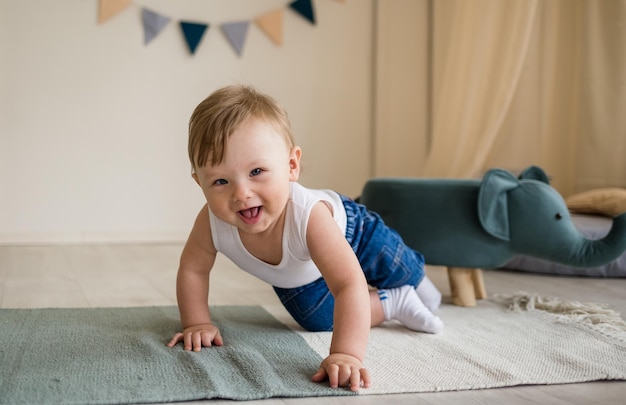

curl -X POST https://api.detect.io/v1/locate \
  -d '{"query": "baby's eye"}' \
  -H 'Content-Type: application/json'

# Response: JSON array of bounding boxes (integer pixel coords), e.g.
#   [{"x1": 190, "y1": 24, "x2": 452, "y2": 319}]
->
[
  {"x1": 250, "y1": 168, "x2": 263, "y2": 177},
  {"x1": 214, "y1": 179, "x2": 228, "y2": 185}
]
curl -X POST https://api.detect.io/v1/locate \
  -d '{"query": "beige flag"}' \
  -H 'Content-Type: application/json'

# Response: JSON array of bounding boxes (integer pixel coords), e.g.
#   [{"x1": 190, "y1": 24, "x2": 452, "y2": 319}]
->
[
  {"x1": 98, "y1": 0, "x2": 132, "y2": 24},
  {"x1": 255, "y1": 9, "x2": 284, "y2": 46}
]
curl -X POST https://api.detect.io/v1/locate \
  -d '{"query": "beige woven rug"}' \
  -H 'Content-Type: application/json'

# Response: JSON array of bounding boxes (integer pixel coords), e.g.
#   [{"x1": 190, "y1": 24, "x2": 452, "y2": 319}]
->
[{"x1": 268, "y1": 291, "x2": 626, "y2": 394}]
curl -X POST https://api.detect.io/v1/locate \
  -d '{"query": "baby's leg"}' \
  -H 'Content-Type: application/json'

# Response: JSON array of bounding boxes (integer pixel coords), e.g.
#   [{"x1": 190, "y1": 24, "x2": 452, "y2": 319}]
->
[
  {"x1": 370, "y1": 290, "x2": 386, "y2": 327},
  {"x1": 342, "y1": 198, "x2": 442, "y2": 332},
  {"x1": 273, "y1": 280, "x2": 335, "y2": 332},
  {"x1": 375, "y1": 285, "x2": 443, "y2": 334},
  {"x1": 416, "y1": 275, "x2": 442, "y2": 311}
]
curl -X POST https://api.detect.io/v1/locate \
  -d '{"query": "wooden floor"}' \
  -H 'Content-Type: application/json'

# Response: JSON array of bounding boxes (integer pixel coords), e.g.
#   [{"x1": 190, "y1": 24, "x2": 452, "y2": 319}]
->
[{"x1": 1, "y1": 244, "x2": 625, "y2": 404}]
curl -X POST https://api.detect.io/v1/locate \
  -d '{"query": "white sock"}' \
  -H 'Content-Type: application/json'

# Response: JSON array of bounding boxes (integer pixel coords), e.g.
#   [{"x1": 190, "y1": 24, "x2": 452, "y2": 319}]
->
[
  {"x1": 416, "y1": 276, "x2": 442, "y2": 312},
  {"x1": 378, "y1": 285, "x2": 444, "y2": 334}
]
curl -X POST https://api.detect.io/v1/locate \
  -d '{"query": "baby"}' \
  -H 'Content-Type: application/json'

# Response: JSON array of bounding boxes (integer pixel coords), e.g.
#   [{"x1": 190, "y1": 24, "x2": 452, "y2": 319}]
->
[{"x1": 167, "y1": 85, "x2": 443, "y2": 391}]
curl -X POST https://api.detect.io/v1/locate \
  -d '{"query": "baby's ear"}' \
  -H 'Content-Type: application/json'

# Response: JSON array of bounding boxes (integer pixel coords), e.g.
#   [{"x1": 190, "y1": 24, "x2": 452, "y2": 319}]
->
[
  {"x1": 191, "y1": 171, "x2": 201, "y2": 186},
  {"x1": 289, "y1": 146, "x2": 302, "y2": 181}
]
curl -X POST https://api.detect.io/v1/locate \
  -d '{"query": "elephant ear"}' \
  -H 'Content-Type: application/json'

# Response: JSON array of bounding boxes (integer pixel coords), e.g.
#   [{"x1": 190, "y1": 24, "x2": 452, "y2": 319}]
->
[
  {"x1": 478, "y1": 169, "x2": 520, "y2": 241},
  {"x1": 518, "y1": 165, "x2": 550, "y2": 184}
]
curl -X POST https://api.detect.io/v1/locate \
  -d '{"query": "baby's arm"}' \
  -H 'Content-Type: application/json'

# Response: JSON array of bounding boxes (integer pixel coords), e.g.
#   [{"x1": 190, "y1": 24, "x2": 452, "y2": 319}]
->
[
  {"x1": 167, "y1": 204, "x2": 223, "y2": 351},
  {"x1": 306, "y1": 202, "x2": 372, "y2": 391}
]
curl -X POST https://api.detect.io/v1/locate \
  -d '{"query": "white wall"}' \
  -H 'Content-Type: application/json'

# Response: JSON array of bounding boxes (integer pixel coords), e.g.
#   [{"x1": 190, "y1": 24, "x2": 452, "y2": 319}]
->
[
  {"x1": 374, "y1": 0, "x2": 429, "y2": 177},
  {"x1": 0, "y1": 0, "x2": 375, "y2": 244}
]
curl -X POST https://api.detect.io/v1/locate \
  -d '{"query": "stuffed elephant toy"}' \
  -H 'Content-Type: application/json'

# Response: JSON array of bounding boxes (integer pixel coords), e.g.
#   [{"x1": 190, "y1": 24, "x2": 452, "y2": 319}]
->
[{"x1": 360, "y1": 166, "x2": 626, "y2": 305}]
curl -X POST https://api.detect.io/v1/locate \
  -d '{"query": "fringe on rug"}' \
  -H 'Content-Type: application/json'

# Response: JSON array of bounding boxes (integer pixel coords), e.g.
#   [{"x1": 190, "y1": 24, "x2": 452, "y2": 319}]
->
[{"x1": 492, "y1": 291, "x2": 626, "y2": 337}]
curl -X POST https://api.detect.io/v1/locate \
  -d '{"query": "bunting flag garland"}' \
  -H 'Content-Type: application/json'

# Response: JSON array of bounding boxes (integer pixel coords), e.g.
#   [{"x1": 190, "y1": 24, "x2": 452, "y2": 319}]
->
[
  {"x1": 141, "y1": 8, "x2": 171, "y2": 45},
  {"x1": 289, "y1": 0, "x2": 316, "y2": 25},
  {"x1": 221, "y1": 21, "x2": 251, "y2": 57},
  {"x1": 255, "y1": 9, "x2": 285, "y2": 46},
  {"x1": 180, "y1": 21, "x2": 209, "y2": 55},
  {"x1": 98, "y1": 0, "x2": 340, "y2": 57},
  {"x1": 98, "y1": 0, "x2": 131, "y2": 24}
]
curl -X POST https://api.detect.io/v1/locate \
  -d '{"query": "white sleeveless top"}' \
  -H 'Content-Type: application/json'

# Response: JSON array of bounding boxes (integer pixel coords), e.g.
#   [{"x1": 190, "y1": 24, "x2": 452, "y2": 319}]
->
[{"x1": 208, "y1": 182, "x2": 347, "y2": 288}]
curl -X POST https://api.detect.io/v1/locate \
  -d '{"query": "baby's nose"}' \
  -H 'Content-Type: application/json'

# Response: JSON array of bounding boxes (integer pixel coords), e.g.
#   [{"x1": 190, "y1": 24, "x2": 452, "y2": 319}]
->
[{"x1": 232, "y1": 183, "x2": 253, "y2": 201}]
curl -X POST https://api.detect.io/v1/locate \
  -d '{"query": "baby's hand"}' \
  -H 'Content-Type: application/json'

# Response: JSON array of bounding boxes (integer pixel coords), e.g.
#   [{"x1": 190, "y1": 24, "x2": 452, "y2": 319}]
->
[
  {"x1": 312, "y1": 353, "x2": 370, "y2": 392},
  {"x1": 167, "y1": 323, "x2": 223, "y2": 352}
]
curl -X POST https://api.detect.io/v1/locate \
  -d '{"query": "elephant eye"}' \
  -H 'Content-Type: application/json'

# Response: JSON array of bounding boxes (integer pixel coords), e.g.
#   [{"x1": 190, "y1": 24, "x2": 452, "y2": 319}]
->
[{"x1": 555, "y1": 213, "x2": 563, "y2": 220}]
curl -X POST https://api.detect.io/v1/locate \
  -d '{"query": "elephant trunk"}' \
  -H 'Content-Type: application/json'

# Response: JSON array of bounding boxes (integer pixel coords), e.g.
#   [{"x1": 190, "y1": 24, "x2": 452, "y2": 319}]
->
[{"x1": 568, "y1": 212, "x2": 626, "y2": 268}]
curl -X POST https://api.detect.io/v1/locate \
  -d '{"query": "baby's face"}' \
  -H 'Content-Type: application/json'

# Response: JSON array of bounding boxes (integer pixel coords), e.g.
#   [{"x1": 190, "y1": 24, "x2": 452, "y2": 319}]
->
[{"x1": 193, "y1": 117, "x2": 301, "y2": 235}]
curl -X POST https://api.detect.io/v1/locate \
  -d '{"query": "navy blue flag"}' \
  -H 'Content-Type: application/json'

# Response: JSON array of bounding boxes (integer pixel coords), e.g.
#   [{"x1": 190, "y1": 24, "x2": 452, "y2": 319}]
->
[{"x1": 180, "y1": 21, "x2": 209, "y2": 55}]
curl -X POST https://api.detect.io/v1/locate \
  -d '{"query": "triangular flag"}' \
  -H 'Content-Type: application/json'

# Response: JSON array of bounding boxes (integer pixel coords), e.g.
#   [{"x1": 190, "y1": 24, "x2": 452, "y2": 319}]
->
[
  {"x1": 289, "y1": 0, "x2": 316, "y2": 25},
  {"x1": 255, "y1": 9, "x2": 284, "y2": 46},
  {"x1": 180, "y1": 21, "x2": 209, "y2": 55},
  {"x1": 98, "y1": 0, "x2": 131, "y2": 24},
  {"x1": 221, "y1": 21, "x2": 250, "y2": 57},
  {"x1": 141, "y1": 8, "x2": 171, "y2": 45}
]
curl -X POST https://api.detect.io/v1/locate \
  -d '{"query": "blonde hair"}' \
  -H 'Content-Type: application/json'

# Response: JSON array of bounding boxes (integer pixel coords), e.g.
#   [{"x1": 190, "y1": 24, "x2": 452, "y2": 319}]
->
[{"x1": 188, "y1": 85, "x2": 294, "y2": 170}]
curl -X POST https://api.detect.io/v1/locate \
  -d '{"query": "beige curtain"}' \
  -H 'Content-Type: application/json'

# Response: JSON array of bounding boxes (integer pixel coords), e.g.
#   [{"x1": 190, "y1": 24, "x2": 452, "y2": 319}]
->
[
  {"x1": 422, "y1": 0, "x2": 626, "y2": 196},
  {"x1": 574, "y1": 0, "x2": 626, "y2": 193},
  {"x1": 423, "y1": 0, "x2": 538, "y2": 178},
  {"x1": 486, "y1": 0, "x2": 583, "y2": 194}
]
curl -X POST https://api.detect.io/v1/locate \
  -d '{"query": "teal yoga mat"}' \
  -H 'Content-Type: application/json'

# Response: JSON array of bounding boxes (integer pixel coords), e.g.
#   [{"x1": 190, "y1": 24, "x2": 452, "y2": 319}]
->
[{"x1": 0, "y1": 306, "x2": 351, "y2": 404}]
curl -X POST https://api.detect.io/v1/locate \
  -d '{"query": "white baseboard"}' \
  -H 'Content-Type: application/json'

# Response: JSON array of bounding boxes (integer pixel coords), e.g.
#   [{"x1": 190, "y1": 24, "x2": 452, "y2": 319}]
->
[{"x1": 0, "y1": 232, "x2": 188, "y2": 246}]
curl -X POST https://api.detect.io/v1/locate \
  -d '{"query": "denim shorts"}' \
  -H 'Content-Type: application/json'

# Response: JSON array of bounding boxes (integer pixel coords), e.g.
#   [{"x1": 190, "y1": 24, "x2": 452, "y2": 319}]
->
[{"x1": 273, "y1": 195, "x2": 425, "y2": 331}]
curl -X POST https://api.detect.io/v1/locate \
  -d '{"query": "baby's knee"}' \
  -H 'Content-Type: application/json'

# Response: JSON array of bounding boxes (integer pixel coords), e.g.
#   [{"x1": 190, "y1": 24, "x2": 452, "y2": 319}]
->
[{"x1": 296, "y1": 316, "x2": 334, "y2": 332}]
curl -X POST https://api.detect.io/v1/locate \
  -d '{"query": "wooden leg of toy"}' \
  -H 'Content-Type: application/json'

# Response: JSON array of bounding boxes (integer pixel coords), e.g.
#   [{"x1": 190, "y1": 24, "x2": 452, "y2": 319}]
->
[
  {"x1": 471, "y1": 269, "x2": 487, "y2": 299},
  {"x1": 447, "y1": 267, "x2": 477, "y2": 307}
]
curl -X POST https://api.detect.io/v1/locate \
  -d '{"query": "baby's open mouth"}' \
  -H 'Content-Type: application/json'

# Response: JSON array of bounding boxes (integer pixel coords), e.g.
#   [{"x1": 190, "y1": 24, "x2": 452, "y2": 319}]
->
[{"x1": 239, "y1": 206, "x2": 262, "y2": 223}]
